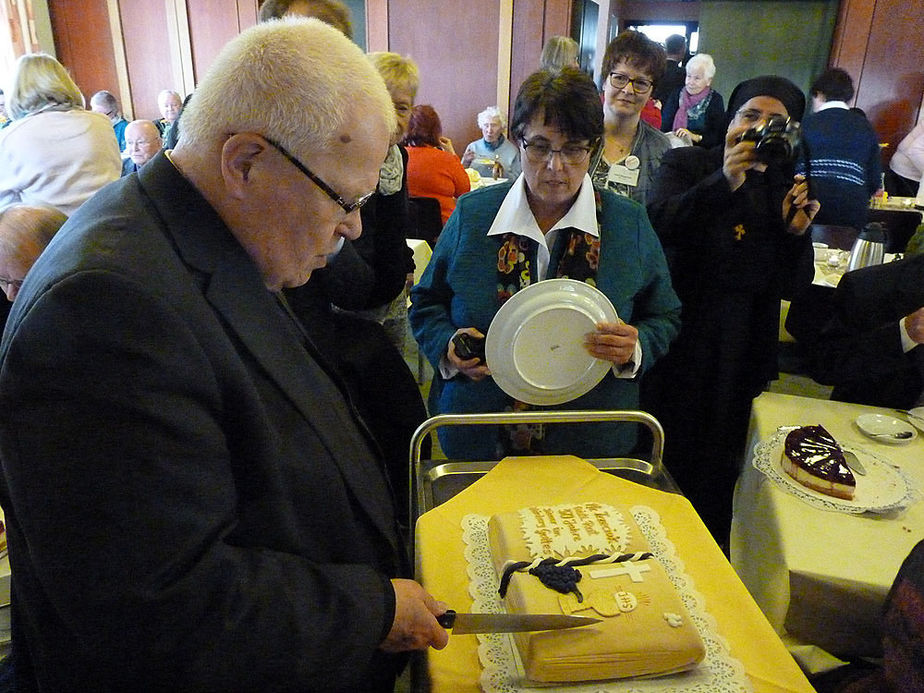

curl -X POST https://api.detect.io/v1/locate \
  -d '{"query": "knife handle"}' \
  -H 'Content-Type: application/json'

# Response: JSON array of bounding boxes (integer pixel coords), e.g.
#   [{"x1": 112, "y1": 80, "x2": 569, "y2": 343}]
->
[{"x1": 437, "y1": 609, "x2": 456, "y2": 629}]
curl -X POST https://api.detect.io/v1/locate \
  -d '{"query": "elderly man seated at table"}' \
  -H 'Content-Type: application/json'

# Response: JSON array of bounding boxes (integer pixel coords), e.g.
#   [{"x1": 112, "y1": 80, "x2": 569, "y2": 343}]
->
[
  {"x1": 810, "y1": 244, "x2": 924, "y2": 409},
  {"x1": 121, "y1": 119, "x2": 162, "y2": 176},
  {"x1": 0, "y1": 18, "x2": 448, "y2": 692}
]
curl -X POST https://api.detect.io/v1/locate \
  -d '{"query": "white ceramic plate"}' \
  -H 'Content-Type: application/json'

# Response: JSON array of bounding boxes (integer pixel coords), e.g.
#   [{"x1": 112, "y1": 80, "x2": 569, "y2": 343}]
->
[
  {"x1": 485, "y1": 279, "x2": 618, "y2": 406},
  {"x1": 907, "y1": 407, "x2": 924, "y2": 434},
  {"x1": 855, "y1": 413, "x2": 917, "y2": 444},
  {"x1": 752, "y1": 428, "x2": 913, "y2": 514}
]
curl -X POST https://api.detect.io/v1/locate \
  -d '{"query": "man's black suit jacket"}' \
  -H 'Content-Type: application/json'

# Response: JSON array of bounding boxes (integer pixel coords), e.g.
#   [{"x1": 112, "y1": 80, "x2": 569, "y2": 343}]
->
[
  {"x1": 0, "y1": 153, "x2": 406, "y2": 691},
  {"x1": 811, "y1": 253, "x2": 924, "y2": 409}
]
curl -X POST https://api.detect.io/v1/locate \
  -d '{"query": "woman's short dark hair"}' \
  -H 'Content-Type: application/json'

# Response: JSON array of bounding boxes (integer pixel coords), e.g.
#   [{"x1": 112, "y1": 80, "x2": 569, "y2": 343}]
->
[
  {"x1": 402, "y1": 104, "x2": 443, "y2": 147},
  {"x1": 601, "y1": 30, "x2": 666, "y2": 86},
  {"x1": 811, "y1": 67, "x2": 854, "y2": 102},
  {"x1": 510, "y1": 67, "x2": 603, "y2": 145}
]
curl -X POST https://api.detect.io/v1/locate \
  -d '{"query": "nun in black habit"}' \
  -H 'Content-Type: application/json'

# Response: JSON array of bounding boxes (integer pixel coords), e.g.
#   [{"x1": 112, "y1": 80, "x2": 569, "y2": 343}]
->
[{"x1": 643, "y1": 75, "x2": 821, "y2": 543}]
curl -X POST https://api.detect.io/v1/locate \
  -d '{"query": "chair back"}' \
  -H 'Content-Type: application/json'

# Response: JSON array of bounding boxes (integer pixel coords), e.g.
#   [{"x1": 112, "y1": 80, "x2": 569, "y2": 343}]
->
[
  {"x1": 867, "y1": 208, "x2": 923, "y2": 253},
  {"x1": 408, "y1": 196, "x2": 443, "y2": 246},
  {"x1": 810, "y1": 224, "x2": 859, "y2": 250},
  {"x1": 879, "y1": 539, "x2": 924, "y2": 690}
]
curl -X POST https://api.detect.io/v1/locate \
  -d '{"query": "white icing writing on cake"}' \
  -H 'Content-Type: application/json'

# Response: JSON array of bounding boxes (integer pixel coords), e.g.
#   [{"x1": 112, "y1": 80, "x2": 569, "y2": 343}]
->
[
  {"x1": 664, "y1": 612, "x2": 684, "y2": 627},
  {"x1": 520, "y1": 503, "x2": 631, "y2": 559}
]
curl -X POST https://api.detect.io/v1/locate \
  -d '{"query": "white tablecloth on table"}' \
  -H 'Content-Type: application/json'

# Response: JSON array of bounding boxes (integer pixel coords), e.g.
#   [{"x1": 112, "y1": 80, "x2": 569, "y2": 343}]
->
[
  {"x1": 406, "y1": 238, "x2": 432, "y2": 286},
  {"x1": 731, "y1": 392, "x2": 923, "y2": 670}
]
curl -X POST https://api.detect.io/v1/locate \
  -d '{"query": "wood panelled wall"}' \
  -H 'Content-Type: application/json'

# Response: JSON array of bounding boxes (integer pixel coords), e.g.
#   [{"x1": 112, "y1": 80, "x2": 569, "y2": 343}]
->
[
  {"x1": 47, "y1": 0, "x2": 120, "y2": 111},
  {"x1": 48, "y1": 0, "x2": 257, "y2": 121},
  {"x1": 386, "y1": 0, "x2": 571, "y2": 160},
  {"x1": 830, "y1": 0, "x2": 923, "y2": 162},
  {"x1": 44, "y1": 0, "x2": 923, "y2": 153}
]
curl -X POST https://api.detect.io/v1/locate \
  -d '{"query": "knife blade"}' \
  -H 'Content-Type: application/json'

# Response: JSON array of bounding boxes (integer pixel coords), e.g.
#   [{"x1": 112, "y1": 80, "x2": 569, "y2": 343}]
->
[{"x1": 437, "y1": 609, "x2": 600, "y2": 634}]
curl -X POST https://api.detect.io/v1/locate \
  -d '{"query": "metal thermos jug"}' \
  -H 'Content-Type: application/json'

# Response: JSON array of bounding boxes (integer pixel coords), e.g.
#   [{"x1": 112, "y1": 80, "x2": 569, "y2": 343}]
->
[{"x1": 846, "y1": 222, "x2": 885, "y2": 272}]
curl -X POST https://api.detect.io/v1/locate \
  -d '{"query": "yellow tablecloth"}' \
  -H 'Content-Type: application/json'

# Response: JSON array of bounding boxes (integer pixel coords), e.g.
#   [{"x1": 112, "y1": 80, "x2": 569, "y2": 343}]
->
[
  {"x1": 731, "y1": 392, "x2": 924, "y2": 666},
  {"x1": 416, "y1": 454, "x2": 813, "y2": 692}
]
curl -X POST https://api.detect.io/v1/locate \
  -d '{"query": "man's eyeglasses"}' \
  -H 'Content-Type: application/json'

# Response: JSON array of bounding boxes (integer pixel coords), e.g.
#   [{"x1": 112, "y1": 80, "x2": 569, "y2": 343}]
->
[
  {"x1": 263, "y1": 137, "x2": 375, "y2": 214},
  {"x1": 520, "y1": 139, "x2": 594, "y2": 166},
  {"x1": 0, "y1": 277, "x2": 23, "y2": 292},
  {"x1": 735, "y1": 108, "x2": 785, "y2": 125},
  {"x1": 608, "y1": 72, "x2": 654, "y2": 94}
]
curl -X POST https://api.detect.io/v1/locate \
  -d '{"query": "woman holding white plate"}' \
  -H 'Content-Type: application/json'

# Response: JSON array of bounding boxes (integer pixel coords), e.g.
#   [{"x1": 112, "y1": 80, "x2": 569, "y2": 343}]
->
[{"x1": 409, "y1": 67, "x2": 681, "y2": 460}]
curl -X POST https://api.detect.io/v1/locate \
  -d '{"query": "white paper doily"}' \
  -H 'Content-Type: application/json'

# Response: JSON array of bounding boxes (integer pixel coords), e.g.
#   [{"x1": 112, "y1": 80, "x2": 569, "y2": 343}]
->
[
  {"x1": 752, "y1": 427, "x2": 915, "y2": 514},
  {"x1": 462, "y1": 506, "x2": 751, "y2": 693}
]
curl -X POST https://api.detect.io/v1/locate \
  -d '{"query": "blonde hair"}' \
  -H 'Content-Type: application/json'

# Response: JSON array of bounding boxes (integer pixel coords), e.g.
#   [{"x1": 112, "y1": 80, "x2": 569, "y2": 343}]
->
[
  {"x1": 540, "y1": 36, "x2": 579, "y2": 73},
  {"x1": 179, "y1": 18, "x2": 395, "y2": 157},
  {"x1": 366, "y1": 52, "x2": 419, "y2": 100},
  {"x1": 5, "y1": 53, "x2": 85, "y2": 119}
]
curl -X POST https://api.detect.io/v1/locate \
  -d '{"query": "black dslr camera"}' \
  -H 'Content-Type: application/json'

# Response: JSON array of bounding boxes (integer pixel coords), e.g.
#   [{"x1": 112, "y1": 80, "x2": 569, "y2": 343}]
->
[
  {"x1": 737, "y1": 115, "x2": 801, "y2": 166},
  {"x1": 451, "y1": 332, "x2": 485, "y2": 362}
]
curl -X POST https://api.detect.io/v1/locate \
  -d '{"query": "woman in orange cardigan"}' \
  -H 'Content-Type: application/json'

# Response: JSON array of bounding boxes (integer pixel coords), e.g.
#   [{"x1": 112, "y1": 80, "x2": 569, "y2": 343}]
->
[{"x1": 402, "y1": 105, "x2": 471, "y2": 225}]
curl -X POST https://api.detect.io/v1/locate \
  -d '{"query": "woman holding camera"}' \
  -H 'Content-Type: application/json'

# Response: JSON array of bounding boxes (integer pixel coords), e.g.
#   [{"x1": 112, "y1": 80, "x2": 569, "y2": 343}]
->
[{"x1": 643, "y1": 76, "x2": 820, "y2": 544}]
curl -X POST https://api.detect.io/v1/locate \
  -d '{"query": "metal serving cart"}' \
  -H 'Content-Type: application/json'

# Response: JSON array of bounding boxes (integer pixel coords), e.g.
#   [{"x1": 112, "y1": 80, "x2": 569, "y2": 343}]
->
[{"x1": 409, "y1": 409, "x2": 679, "y2": 527}]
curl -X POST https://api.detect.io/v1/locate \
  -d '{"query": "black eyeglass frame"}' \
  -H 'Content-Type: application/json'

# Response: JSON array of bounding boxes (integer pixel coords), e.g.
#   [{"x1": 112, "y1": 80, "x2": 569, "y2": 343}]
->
[
  {"x1": 263, "y1": 136, "x2": 375, "y2": 214},
  {"x1": 607, "y1": 72, "x2": 654, "y2": 94},
  {"x1": 519, "y1": 138, "x2": 597, "y2": 165}
]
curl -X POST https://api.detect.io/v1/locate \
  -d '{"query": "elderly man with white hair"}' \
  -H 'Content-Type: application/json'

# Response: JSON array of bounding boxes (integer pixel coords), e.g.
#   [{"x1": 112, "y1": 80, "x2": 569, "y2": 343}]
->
[
  {"x1": 462, "y1": 105, "x2": 522, "y2": 179},
  {"x1": 121, "y1": 119, "x2": 163, "y2": 175},
  {"x1": 0, "y1": 18, "x2": 448, "y2": 692}
]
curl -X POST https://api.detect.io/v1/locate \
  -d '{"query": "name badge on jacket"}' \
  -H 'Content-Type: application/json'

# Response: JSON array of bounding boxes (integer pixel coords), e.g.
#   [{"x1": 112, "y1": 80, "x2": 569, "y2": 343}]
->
[{"x1": 607, "y1": 156, "x2": 640, "y2": 187}]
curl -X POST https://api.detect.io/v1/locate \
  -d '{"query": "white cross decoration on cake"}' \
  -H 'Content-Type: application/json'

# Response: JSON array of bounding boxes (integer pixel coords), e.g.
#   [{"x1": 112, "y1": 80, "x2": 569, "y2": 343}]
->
[{"x1": 589, "y1": 561, "x2": 651, "y2": 583}]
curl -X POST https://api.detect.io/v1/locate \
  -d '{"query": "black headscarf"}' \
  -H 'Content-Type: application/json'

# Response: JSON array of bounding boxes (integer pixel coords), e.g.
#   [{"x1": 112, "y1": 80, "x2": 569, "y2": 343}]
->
[{"x1": 726, "y1": 75, "x2": 805, "y2": 124}]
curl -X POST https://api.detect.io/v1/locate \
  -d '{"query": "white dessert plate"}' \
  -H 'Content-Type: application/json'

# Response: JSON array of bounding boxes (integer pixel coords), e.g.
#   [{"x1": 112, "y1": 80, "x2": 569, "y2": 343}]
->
[
  {"x1": 855, "y1": 414, "x2": 917, "y2": 444},
  {"x1": 485, "y1": 279, "x2": 617, "y2": 406},
  {"x1": 906, "y1": 407, "x2": 924, "y2": 434},
  {"x1": 753, "y1": 428, "x2": 912, "y2": 514}
]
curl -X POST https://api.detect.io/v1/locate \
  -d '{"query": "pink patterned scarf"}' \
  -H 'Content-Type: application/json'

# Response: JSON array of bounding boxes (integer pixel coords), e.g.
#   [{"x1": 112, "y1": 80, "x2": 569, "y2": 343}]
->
[{"x1": 672, "y1": 87, "x2": 713, "y2": 131}]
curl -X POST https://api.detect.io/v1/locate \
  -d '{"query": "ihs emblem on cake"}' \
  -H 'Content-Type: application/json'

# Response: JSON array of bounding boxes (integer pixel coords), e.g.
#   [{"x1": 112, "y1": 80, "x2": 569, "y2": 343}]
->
[{"x1": 560, "y1": 588, "x2": 652, "y2": 617}]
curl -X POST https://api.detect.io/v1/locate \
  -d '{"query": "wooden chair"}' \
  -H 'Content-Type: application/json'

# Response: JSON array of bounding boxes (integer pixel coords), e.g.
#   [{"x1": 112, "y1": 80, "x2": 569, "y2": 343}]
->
[
  {"x1": 408, "y1": 196, "x2": 443, "y2": 246},
  {"x1": 867, "y1": 208, "x2": 923, "y2": 253},
  {"x1": 810, "y1": 224, "x2": 859, "y2": 250}
]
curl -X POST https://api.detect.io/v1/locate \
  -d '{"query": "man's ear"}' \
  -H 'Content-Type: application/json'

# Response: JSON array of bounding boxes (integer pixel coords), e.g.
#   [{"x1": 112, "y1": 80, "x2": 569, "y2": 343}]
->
[{"x1": 221, "y1": 133, "x2": 267, "y2": 198}]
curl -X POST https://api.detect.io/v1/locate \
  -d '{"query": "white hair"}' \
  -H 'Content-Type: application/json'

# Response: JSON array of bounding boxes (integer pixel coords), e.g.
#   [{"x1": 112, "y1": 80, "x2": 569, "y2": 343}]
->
[
  {"x1": 477, "y1": 106, "x2": 505, "y2": 130},
  {"x1": 179, "y1": 17, "x2": 395, "y2": 157},
  {"x1": 686, "y1": 53, "x2": 716, "y2": 81}
]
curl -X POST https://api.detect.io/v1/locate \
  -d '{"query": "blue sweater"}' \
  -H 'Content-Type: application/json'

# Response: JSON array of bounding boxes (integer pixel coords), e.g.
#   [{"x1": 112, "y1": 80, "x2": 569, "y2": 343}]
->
[
  {"x1": 797, "y1": 107, "x2": 881, "y2": 230},
  {"x1": 409, "y1": 183, "x2": 681, "y2": 460}
]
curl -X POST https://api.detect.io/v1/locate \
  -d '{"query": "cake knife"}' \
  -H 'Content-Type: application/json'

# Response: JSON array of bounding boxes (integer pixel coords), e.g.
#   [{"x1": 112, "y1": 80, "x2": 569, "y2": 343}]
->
[{"x1": 437, "y1": 609, "x2": 600, "y2": 634}]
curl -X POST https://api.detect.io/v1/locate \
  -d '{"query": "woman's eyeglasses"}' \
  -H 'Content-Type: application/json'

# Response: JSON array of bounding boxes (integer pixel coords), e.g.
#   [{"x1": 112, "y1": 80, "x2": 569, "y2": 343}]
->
[
  {"x1": 520, "y1": 139, "x2": 594, "y2": 165},
  {"x1": 608, "y1": 72, "x2": 654, "y2": 94}
]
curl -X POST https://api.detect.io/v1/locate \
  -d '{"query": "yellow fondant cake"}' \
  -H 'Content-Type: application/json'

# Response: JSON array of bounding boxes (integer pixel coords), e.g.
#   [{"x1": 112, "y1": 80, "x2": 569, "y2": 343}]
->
[{"x1": 487, "y1": 502, "x2": 705, "y2": 683}]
